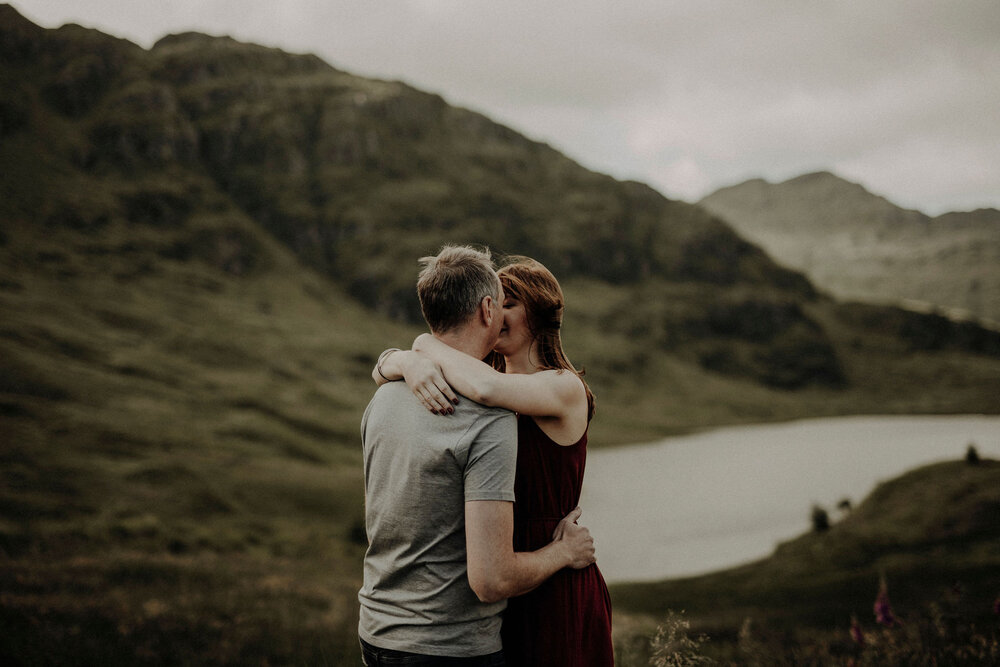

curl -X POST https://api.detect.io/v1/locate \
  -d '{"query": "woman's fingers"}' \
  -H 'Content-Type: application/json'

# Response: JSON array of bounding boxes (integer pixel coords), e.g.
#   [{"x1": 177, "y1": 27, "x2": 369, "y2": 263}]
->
[
  {"x1": 417, "y1": 384, "x2": 452, "y2": 415},
  {"x1": 421, "y1": 365, "x2": 456, "y2": 411},
  {"x1": 434, "y1": 377, "x2": 459, "y2": 406},
  {"x1": 420, "y1": 394, "x2": 438, "y2": 414},
  {"x1": 426, "y1": 384, "x2": 452, "y2": 414}
]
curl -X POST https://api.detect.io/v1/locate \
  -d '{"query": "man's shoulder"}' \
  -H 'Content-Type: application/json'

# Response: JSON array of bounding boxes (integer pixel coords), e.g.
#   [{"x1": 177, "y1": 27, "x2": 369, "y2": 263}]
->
[
  {"x1": 367, "y1": 381, "x2": 421, "y2": 412},
  {"x1": 457, "y1": 401, "x2": 516, "y2": 450},
  {"x1": 455, "y1": 396, "x2": 515, "y2": 426},
  {"x1": 363, "y1": 383, "x2": 422, "y2": 432},
  {"x1": 364, "y1": 383, "x2": 513, "y2": 437}
]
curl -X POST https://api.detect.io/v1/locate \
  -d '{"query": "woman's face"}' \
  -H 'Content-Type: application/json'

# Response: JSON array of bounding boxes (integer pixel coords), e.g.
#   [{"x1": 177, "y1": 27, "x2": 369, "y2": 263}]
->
[{"x1": 495, "y1": 294, "x2": 532, "y2": 356}]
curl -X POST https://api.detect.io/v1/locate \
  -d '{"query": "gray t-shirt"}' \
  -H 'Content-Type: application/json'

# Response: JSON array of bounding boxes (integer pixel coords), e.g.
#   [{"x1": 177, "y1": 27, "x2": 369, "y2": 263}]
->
[{"x1": 358, "y1": 381, "x2": 517, "y2": 657}]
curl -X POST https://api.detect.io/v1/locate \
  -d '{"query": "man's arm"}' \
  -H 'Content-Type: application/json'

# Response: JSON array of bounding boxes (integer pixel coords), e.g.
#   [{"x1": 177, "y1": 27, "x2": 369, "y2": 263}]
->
[{"x1": 465, "y1": 501, "x2": 594, "y2": 604}]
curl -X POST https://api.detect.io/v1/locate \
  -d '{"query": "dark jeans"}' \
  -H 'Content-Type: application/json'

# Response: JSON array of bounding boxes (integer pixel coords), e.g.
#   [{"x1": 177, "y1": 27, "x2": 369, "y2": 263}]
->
[{"x1": 360, "y1": 639, "x2": 505, "y2": 666}]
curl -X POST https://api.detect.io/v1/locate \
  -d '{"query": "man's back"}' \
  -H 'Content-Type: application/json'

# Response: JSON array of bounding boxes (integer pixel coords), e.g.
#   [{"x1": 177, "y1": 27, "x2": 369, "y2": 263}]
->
[{"x1": 359, "y1": 381, "x2": 516, "y2": 657}]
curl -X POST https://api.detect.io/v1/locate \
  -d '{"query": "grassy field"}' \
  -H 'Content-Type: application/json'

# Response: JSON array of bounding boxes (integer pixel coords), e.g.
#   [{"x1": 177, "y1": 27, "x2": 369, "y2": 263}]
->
[
  {"x1": 3, "y1": 211, "x2": 1000, "y2": 664},
  {"x1": 0, "y1": 212, "x2": 387, "y2": 664}
]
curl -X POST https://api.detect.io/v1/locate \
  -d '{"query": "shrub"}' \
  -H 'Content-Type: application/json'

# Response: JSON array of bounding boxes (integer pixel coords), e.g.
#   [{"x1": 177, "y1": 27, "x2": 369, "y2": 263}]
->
[
  {"x1": 615, "y1": 611, "x2": 713, "y2": 667},
  {"x1": 648, "y1": 611, "x2": 713, "y2": 667},
  {"x1": 811, "y1": 504, "x2": 831, "y2": 532},
  {"x1": 965, "y1": 443, "x2": 980, "y2": 465},
  {"x1": 845, "y1": 579, "x2": 1000, "y2": 665}
]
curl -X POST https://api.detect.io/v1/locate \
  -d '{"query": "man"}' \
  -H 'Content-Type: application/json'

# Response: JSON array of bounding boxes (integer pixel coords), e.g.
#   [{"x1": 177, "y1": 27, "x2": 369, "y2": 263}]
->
[{"x1": 359, "y1": 245, "x2": 595, "y2": 665}]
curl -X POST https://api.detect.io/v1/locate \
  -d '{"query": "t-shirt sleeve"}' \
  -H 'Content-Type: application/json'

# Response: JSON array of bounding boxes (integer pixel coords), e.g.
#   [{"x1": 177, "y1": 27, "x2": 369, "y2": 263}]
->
[{"x1": 463, "y1": 412, "x2": 517, "y2": 502}]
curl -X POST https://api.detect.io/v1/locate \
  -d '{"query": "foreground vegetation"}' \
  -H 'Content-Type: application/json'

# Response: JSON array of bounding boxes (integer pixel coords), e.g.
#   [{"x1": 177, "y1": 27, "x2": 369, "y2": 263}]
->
[
  {"x1": 612, "y1": 458, "x2": 1000, "y2": 665},
  {"x1": 0, "y1": 223, "x2": 380, "y2": 664}
]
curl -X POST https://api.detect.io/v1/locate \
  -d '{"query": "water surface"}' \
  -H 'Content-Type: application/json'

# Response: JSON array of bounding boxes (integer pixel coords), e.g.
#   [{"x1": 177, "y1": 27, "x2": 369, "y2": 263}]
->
[{"x1": 581, "y1": 415, "x2": 1000, "y2": 583}]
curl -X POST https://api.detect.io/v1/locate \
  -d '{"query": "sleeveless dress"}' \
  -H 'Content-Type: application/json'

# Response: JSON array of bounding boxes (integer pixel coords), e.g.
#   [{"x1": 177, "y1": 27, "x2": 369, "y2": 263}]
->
[{"x1": 501, "y1": 415, "x2": 615, "y2": 666}]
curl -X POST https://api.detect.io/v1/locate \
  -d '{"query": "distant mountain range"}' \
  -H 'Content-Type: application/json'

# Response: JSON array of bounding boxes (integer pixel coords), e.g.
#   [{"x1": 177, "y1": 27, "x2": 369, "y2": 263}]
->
[{"x1": 700, "y1": 171, "x2": 1000, "y2": 325}]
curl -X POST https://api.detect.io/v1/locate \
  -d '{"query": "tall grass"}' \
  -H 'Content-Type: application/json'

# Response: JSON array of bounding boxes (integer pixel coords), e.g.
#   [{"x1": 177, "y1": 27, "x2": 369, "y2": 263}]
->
[{"x1": 615, "y1": 581, "x2": 1000, "y2": 666}]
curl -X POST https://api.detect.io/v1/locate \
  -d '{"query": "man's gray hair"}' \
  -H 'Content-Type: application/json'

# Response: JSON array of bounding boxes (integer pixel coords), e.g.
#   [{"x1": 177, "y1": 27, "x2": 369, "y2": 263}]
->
[{"x1": 417, "y1": 245, "x2": 502, "y2": 333}]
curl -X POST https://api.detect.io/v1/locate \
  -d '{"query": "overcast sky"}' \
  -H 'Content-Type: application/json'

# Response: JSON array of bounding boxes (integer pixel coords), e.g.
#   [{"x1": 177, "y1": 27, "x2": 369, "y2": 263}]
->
[{"x1": 13, "y1": 0, "x2": 1000, "y2": 215}]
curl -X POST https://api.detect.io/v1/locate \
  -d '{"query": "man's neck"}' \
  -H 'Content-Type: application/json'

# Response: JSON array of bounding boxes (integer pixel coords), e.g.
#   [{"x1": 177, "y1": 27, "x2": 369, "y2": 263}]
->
[{"x1": 435, "y1": 328, "x2": 489, "y2": 360}]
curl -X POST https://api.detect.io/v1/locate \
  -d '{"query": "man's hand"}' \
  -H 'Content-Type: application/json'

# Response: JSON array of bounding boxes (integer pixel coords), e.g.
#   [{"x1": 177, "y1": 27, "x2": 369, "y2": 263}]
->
[
  {"x1": 466, "y1": 501, "x2": 596, "y2": 603},
  {"x1": 552, "y1": 506, "x2": 595, "y2": 569}
]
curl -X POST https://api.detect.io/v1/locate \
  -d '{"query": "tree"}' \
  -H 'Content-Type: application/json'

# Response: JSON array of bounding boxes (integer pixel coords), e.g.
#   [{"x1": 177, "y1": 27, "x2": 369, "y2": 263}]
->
[{"x1": 811, "y1": 504, "x2": 830, "y2": 532}]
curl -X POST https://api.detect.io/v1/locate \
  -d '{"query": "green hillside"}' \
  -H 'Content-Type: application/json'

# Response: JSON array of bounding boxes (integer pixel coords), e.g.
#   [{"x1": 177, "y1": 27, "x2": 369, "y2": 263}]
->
[
  {"x1": 612, "y1": 457, "x2": 1000, "y2": 664},
  {"x1": 2, "y1": 5, "x2": 1000, "y2": 664}
]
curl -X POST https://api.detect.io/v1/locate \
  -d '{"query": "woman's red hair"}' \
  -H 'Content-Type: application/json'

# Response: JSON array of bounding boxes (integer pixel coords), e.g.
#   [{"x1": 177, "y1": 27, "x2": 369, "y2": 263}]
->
[{"x1": 489, "y1": 256, "x2": 595, "y2": 421}]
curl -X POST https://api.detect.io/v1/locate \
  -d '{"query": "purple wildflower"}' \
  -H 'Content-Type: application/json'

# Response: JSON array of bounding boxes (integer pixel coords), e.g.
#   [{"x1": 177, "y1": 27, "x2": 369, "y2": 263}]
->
[
  {"x1": 874, "y1": 579, "x2": 897, "y2": 627},
  {"x1": 993, "y1": 596, "x2": 1000, "y2": 615},
  {"x1": 850, "y1": 615, "x2": 865, "y2": 645}
]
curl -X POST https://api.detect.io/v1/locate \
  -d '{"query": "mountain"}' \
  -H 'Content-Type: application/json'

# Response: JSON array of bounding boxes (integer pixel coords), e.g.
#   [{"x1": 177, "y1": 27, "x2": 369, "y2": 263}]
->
[
  {"x1": 700, "y1": 171, "x2": 1000, "y2": 324},
  {"x1": 2, "y1": 5, "x2": 1000, "y2": 664}
]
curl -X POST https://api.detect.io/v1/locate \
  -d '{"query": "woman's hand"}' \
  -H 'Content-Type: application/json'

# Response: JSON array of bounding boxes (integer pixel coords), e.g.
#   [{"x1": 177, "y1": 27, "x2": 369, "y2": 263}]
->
[{"x1": 403, "y1": 353, "x2": 459, "y2": 415}]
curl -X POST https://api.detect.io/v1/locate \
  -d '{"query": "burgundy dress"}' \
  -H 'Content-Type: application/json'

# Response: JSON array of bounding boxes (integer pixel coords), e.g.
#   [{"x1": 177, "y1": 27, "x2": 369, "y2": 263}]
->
[{"x1": 501, "y1": 415, "x2": 615, "y2": 666}]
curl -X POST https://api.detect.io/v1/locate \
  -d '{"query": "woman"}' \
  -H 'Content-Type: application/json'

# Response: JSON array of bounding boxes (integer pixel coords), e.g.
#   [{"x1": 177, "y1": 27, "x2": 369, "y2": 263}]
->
[{"x1": 374, "y1": 256, "x2": 614, "y2": 666}]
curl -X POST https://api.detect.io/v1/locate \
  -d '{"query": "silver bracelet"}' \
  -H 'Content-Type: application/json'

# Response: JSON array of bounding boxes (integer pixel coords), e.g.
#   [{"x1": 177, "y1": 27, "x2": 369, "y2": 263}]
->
[{"x1": 376, "y1": 348, "x2": 401, "y2": 381}]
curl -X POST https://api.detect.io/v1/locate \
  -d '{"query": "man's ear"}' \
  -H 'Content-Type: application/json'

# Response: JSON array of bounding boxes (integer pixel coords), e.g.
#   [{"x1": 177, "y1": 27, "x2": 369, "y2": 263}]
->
[{"x1": 479, "y1": 295, "x2": 496, "y2": 327}]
